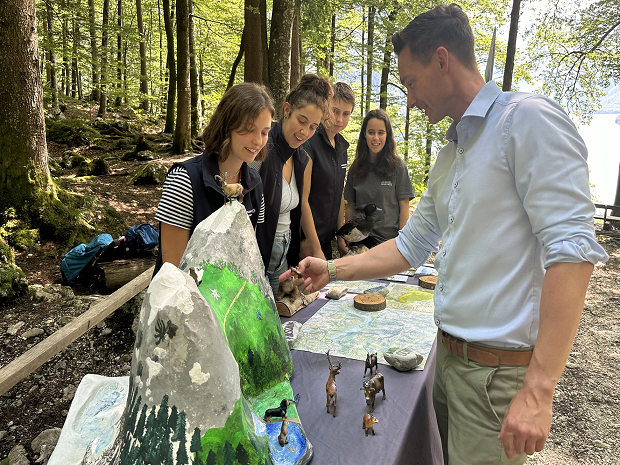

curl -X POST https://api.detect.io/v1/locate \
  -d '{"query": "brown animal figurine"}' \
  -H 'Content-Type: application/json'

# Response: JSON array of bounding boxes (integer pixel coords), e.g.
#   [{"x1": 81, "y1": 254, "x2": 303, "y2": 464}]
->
[
  {"x1": 214, "y1": 174, "x2": 244, "y2": 203},
  {"x1": 278, "y1": 418, "x2": 289, "y2": 446},
  {"x1": 364, "y1": 352, "x2": 378, "y2": 377},
  {"x1": 363, "y1": 413, "x2": 379, "y2": 436},
  {"x1": 325, "y1": 350, "x2": 341, "y2": 417},
  {"x1": 361, "y1": 373, "x2": 386, "y2": 412},
  {"x1": 263, "y1": 399, "x2": 290, "y2": 422}
]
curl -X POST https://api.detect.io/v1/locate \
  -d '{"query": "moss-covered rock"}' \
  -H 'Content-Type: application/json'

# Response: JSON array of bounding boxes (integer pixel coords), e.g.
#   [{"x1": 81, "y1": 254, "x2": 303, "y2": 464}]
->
[
  {"x1": 46, "y1": 118, "x2": 101, "y2": 147},
  {"x1": 0, "y1": 239, "x2": 14, "y2": 264},
  {"x1": 9, "y1": 228, "x2": 40, "y2": 250},
  {"x1": 49, "y1": 158, "x2": 63, "y2": 177},
  {"x1": 89, "y1": 157, "x2": 112, "y2": 175},
  {"x1": 71, "y1": 153, "x2": 89, "y2": 168},
  {"x1": 61, "y1": 150, "x2": 80, "y2": 168},
  {"x1": 131, "y1": 161, "x2": 168, "y2": 185},
  {"x1": 0, "y1": 263, "x2": 27, "y2": 301}
]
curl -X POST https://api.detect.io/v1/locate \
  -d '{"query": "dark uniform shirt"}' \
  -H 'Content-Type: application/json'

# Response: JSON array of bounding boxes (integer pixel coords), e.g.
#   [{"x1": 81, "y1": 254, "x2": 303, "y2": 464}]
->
[{"x1": 301, "y1": 125, "x2": 349, "y2": 246}]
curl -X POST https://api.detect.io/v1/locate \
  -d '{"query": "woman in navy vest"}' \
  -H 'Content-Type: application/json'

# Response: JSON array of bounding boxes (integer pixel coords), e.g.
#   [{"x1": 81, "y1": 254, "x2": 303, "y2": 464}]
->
[
  {"x1": 255, "y1": 74, "x2": 332, "y2": 297},
  {"x1": 153, "y1": 83, "x2": 274, "y2": 275}
]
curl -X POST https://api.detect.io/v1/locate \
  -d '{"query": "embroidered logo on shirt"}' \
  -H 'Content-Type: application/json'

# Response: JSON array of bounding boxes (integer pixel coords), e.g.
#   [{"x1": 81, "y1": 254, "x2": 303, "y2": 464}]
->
[{"x1": 381, "y1": 181, "x2": 393, "y2": 186}]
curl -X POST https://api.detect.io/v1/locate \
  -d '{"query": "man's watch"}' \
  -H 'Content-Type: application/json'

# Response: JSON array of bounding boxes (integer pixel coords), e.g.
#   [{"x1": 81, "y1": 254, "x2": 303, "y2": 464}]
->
[{"x1": 327, "y1": 260, "x2": 337, "y2": 281}]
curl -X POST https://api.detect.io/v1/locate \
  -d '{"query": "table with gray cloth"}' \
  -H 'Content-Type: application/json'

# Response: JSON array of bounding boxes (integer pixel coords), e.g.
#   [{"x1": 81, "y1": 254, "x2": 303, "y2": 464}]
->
[{"x1": 282, "y1": 277, "x2": 443, "y2": 465}]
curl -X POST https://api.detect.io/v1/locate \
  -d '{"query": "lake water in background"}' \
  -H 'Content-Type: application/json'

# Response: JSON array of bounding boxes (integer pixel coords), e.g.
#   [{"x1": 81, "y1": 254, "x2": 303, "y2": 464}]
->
[{"x1": 579, "y1": 113, "x2": 620, "y2": 205}]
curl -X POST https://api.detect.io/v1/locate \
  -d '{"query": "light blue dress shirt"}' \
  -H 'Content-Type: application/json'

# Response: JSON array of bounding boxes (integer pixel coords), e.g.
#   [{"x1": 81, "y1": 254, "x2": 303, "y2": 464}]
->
[{"x1": 396, "y1": 82, "x2": 609, "y2": 348}]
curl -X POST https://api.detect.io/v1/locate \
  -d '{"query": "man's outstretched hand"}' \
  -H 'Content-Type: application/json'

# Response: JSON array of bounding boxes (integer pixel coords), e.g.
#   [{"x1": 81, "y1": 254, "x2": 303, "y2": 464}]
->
[{"x1": 279, "y1": 257, "x2": 329, "y2": 293}]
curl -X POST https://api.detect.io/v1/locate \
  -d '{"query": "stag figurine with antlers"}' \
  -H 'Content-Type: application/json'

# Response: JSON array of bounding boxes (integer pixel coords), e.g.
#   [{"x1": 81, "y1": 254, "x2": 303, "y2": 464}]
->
[{"x1": 325, "y1": 350, "x2": 342, "y2": 417}]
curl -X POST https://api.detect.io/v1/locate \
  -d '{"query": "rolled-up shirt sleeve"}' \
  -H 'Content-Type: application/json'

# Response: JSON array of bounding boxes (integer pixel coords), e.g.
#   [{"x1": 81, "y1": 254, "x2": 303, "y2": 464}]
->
[
  {"x1": 507, "y1": 96, "x2": 608, "y2": 268},
  {"x1": 395, "y1": 188, "x2": 442, "y2": 268}
]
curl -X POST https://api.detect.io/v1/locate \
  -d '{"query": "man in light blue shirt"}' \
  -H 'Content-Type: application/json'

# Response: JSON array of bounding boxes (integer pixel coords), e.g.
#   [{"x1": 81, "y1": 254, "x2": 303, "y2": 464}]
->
[{"x1": 281, "y1": 3, "x2": 608, "y2": 464}]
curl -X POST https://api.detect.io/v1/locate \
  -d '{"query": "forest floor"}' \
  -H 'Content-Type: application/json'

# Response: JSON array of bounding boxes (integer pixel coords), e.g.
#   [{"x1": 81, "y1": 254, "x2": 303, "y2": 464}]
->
[{"x1": 1, "y1": 107, "x2": 620, "y2": 463}]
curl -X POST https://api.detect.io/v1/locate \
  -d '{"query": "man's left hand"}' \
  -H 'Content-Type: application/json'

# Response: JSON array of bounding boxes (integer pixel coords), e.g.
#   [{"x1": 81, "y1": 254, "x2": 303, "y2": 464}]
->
[{"x1": 498, "y1": 383, "x2": 553, "y2": 458}]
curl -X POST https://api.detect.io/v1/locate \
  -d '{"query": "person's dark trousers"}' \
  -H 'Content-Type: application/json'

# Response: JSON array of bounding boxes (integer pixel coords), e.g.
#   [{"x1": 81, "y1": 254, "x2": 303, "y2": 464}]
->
[{"x1": 321, "y1": 240, "x2": 333, "y2": 260}]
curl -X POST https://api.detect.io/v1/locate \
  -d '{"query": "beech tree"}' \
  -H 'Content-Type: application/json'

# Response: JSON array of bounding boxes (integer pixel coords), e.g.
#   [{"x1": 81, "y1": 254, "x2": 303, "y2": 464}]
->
[{"x1": 173, "y1": 0, "x2": 192, "y2": 153}]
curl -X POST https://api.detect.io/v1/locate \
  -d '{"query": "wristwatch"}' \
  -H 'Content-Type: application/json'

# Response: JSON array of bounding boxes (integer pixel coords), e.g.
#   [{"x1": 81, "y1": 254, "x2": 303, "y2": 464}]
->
[{"x1": 327, "y1": 260, "x2": 337, "y2": 281}]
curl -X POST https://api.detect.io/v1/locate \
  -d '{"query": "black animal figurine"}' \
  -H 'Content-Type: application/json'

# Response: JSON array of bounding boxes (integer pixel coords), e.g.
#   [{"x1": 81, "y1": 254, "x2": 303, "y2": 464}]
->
[
  {"x1": 336, "y1": 204, "x2": 382, "y2": 246},
  {"x1": 361, "y1": 373, "x2": 386, "y2": 412},
  {"x1": 263, "y1": 399, "x2": 290, "y2": 422},
  {"x1": 363, "y1": 413, "x2": 379, "y2": 436},
  {"x1": 364, "y1": 352, "x2": 378, "y2": 377}
]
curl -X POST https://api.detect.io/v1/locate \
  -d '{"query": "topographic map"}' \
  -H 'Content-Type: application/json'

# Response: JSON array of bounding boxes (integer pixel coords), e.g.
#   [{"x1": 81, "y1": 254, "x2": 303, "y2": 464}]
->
[{"x1": 294, "y1": 283, "x2": 436, "y2": 370}]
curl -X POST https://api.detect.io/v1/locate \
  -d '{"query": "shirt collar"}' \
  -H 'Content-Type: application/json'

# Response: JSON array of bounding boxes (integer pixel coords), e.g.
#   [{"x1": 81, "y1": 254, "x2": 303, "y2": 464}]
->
[
  {"x1": 270, "y1": 120, "x2": 296, "y2": 162},
  {"x1": 317, "y1": 124, "x2": 350, "y2": 153},
  {"x1": 445, "y1": 81, "x2": 502, "y2": 142}
]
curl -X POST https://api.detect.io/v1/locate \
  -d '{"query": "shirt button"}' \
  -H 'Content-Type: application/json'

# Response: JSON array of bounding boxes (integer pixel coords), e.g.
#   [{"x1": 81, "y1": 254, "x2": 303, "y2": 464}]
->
[
  {"x1": 453, "y1": 182, "x2": 458, "y2": 188},
  {"x1": 450, "y1": 217, "x2": 454, "y2": 223},
  {"x1": 442, "y1": 250, "x2": 446, "y2": 256},
  {"x1": 458, "y1": 148, "x2": 464, "y2": 154},
  {"x1": 439, "y1": 285, "x2": 444, "y2": 291},
  {"x1": 435, "y1": 319, "x2": 440, "y2": 325}
]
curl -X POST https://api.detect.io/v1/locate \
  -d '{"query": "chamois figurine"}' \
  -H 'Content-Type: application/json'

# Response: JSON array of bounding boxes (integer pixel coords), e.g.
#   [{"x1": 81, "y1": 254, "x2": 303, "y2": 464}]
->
[
  {"x1": 263, "y1": 399, "x2": 290, "y2": 422},
  {"x1": 361, "y1": 373, "x2": 386, "y2": 412},
  {"x1": 214, "y1": 173, "x2": 244, "y2": 203},
  {"x1": 325, "y1": 350, "x2": 341, "y2": 417},
  {"x1": 364, "y1": 352, "x2": 378, "y2": 377},
  {"x1": 363, "y1": 413, "x2": 379, "y2": 436},
  {"x1": 278, "y1": 418, "x2": 289, "y2": 446}
]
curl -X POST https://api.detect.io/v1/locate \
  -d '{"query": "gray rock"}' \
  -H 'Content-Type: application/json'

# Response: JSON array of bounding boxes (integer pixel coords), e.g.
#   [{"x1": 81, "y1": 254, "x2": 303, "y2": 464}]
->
[
  {"x1": 364, "y1": 285, "x2": 390, "y2": 297},
  {"x1": 28, "y1": 285, "x2": 59, "y2": 302},
  {"x1": 21, "y1": 328, "x2": 44, "y2": 339},
  {"x1": 31, "y1": 428, "x2": 61, "y2": 460},
  {"x1": 8, "y1": 445, "x2": 29, "y2": 465},
  {"x1": 135, "y1": 150, "x2": 158, "y2": 161},
  {"x1": 57, "y1": 316, "x2": 74, "y2": 326},
  {"x1": 282, "y1": 321, "x2": 303, "y2": 349},
  {"x1": 0, "y1": 430, "x2": 6, "y2": 440},
  {"x1": 7, "y1": 321, "x2": 25, "y2": 336},
  {"x1": 62, "y1": 385, "x2": 77, "y2": 402},
  {"x1": 325, "y1": 286, "x2": 347, "y2": 300},
  {"x1": 383, "y1": 347, "x2": 423, "y2": 371},
  {"x1": 130, "y1": 161, "x2": 167, "y2": 185}
]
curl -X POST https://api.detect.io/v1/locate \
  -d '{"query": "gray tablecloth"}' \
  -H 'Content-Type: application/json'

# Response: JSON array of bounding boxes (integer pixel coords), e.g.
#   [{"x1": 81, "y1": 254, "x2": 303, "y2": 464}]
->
[{"x1": 283, "y1": 289, "x2": 444, "y2": 465}]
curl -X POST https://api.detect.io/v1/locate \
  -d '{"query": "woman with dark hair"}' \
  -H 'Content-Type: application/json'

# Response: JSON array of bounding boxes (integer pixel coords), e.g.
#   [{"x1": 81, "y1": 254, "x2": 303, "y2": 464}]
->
[
  {"x1": 255, "y1": 74, "x2": 333, "y2": 297},
  {"x1": 153, "y1": 82, "x2": 274, "y2": 275},
  {"x1": 344, "y1": 108, "x2": 414, "y2": 248}
]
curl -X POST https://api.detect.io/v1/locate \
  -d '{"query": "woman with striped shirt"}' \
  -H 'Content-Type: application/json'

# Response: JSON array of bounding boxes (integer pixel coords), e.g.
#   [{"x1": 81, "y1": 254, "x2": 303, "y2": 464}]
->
[{"x1": 153, "y1": 83, "x2": 274, "y2": 275}]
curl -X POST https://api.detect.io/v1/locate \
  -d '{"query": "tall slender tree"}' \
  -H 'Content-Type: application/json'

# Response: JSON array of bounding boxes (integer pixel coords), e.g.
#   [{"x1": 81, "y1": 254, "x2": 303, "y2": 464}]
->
[
  {"x1": 88, "y1": 0, "x2": 100, "y2": 101},
  {"x1": 46, "y1": 2, "x2": 60, "y2": 112},
  {"x1": 189, "y1": 0, "x2": 199, "y2": 137},
  {"x1": 173, "y1": 0, "x2": 192, "y2": 153},
  {"x1": 269, "y1": 0, "x2": 295, "y2": 117},
  {"x1": 503, "y1": 0, "x2": 521, "y2": 91},
  {"x1": 244, "y1": 0, "x2": 263, "y2": 84},
  {"x1": 98, "y1": 0, "x2": 110, "y2": 117},
  {"x1": 379, "y1": 5, "x2": 398, "y2": 110},
  {"x1": 116, "y1": 0, "x2": 123, "y2": 106},
  {"x1": 136, "y1": 0, "x2": 149, "y2": 111},
  {"x1": 289, "y1": 0, "x2": 301, "y2": 89},
  {"x1": 365, "y1": 6, "x2": 375, "y2": 113},
  {"x1": 163, "y1": 0, "x2": 176, "y2": 133}
]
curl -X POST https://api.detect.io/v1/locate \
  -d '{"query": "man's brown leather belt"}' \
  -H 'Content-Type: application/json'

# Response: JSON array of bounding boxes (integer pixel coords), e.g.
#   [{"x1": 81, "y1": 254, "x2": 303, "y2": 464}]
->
[{"x1": 441, "y1": 332, "x2": 533, "y2": 367}]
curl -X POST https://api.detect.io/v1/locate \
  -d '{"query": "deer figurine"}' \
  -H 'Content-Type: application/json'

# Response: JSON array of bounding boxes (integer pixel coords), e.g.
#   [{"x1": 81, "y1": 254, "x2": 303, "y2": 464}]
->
[{"x1": 326, "y1": 350, "x2": 341, "y2": 417}]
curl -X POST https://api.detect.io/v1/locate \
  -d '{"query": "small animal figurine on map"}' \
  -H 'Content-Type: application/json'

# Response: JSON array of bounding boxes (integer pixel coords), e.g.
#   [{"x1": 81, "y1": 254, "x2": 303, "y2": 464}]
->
[
  {"x1": 263, "y1": 398, "x2": 290, "y2": 422},
  {"x1": 277, "y1": 267, "x2": 302, "y2": 301},
  {"x1": 363, "y1": 413, "x2": 379, "y2": 436},
  {"x1": 363, "y1": 352, "x2": 378, "y2": 377},
  {"x1": 326, "y1": 350, "x2": 342, "y2": 417},
  {"x1": 214, "y1": 173, "x2": 244, "y2": 203},
  {"x1": 278, "y1": 418, "x2": 289, "y2": 446},
  {"x1": 361, "y1": 373, "x2": 386, "y2": 412}
]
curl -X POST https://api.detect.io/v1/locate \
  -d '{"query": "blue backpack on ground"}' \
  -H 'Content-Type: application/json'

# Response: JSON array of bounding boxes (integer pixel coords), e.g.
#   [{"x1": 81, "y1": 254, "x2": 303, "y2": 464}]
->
[
  {"x1": 125, "y1": 223, "x2": 158, "y2": 255},
  {"x1": 60, "y1": 234, "x2": 113, "y2": 285}
]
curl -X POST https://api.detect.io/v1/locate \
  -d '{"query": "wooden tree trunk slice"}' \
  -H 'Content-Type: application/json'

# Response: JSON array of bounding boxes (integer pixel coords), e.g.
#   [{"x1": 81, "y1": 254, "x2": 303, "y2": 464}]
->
[
  {"x1": 353, "y1": 293, "x2": 386, "y2": 311},
  {"x1": 418, "y1": 276, "x2": 437, "y2": 290}
]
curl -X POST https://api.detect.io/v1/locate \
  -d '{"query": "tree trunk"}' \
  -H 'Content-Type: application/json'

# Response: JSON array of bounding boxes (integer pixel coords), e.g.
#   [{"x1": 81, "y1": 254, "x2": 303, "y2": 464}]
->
[
  {"x1": 424, "y1": 122, "x2": 432, "y2": 185},
  {"x1": 365, "y1": 6, "x2": 375, "y2": 113},
  {"x1": 89, "y1": 0, "x2": 100, "y2": 101},
  {"x1": 403, "y1": 106, "x2": 410, "y2": 160},
  {"x1": 260, "y1": 0, "x2": 270, "y2": 89},
  {"x1": 71, "y1": 4, "x2": 80, "y2": 99},
  {"x1": 199, "y1": 53, "x2": 206, "y2": 117},
  {"x1": 0, "y1": 0, "x2": 51, "y2": 210},
  {"x1": 97, "y1": 0, "x2": 110, "y2": 117},
  {"x1": 136, "y1": 0, "x2": 149, "y2": 111},
  {"x1": 46, "y1": 3, "x2": 60, "y2": 111},
  {"x1": 289, "y1": 0, "x2": 301, "y2": 89},
  {"x1": 379, "y1": 7, "x2": 398, "y2": 110},
  {"x1": 360, "y1": 11, "x2": 365, "y2": 117},
  {"x1": 228, "y1": 27, "x2": 245, "y2": 90},
  {"x1": 244, "y1": 0, "x2": 263, "y2": 84},
  {"x1": 613, "y1": 165, "x2": 620, "y2": 216},
  {"x1": 269, "y1": 0, "x2": 295, "y2": 119},
  {"x1": 503, "y1": 0, "x2": 521, "y2": 92},
  {"x1": 62, "y1": 3, "x2": 69, "y2": 96},
  {"x1": 163, "y1": 0, "x2": 176, "y2": 133},
  {"x1": 328, "y1": 13, "x2": 336, "y2": 77},
  {"x1": 189, "y1": 0, "x2": 199, "y2": 138},
  {"x1": 173, "y1": 0, "x2": 192, "y2": 153},
  {"x1": 116, "y1": 0, "x2": 123, "y2": 106}
]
